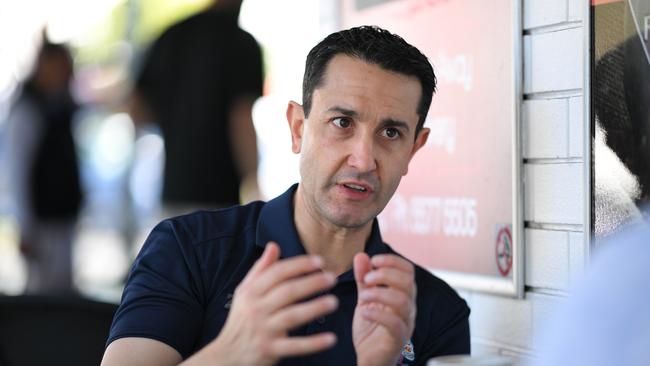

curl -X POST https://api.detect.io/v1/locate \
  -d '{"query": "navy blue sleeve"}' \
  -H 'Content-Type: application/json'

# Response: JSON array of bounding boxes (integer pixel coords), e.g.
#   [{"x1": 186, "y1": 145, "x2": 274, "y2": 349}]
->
[
  {"x1": 106, "y1": 220, "x2": 204, "y2": 359},
  {"x1": 417, "y1": 300, "x2": 470, "y2": 364}
]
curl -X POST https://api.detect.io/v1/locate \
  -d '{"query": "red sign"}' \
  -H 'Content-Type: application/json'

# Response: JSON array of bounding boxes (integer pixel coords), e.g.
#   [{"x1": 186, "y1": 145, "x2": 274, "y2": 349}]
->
[
  {"x1": 495, "y1": 226, "x2": 513, "y2": 276},
  {"x1": 591, "y1": 0, "x2": 622, "y2": 5}
]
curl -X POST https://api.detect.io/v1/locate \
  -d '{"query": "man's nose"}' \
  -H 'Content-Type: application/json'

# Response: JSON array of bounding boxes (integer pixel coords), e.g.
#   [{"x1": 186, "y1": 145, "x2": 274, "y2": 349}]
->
[{"x1": 347, "y1": 134, "x2": 377, "y2": 172}]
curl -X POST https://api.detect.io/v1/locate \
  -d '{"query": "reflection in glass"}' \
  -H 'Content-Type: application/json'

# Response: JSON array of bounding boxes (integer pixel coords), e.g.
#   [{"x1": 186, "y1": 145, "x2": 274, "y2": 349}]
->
[{"x1": 593, "y1": 0, "x2": 650, "y2": 238}]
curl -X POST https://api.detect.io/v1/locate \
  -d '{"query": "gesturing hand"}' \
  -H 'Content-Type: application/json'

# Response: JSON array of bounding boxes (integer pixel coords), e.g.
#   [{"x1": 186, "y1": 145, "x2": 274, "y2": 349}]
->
[
  {"x1": 352, "y1": 253, "x2": 417, "y2": 366},
  {"x1": 204, "y1": 242, "x2": 339, "y2": 366}
]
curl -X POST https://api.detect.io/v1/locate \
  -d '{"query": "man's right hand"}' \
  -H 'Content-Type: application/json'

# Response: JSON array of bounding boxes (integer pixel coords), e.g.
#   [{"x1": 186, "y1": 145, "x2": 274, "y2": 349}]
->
[{"x1": 186, "y1": 242, "x2": 339, "y2": 366}]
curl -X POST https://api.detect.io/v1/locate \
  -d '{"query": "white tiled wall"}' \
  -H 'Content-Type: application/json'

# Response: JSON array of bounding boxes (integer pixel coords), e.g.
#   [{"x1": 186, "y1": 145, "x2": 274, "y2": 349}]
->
[
  {"x1": 522, "y1": 96, "x2": 584, "y2": 159},
  {"x1": 525, "y1": 163, "x2": 583, "y2": 225},
  {"x1": 525, "y1": 229, "x2": 570, "y2": 291},
  {"x1": 523, "y1": 28, "x2": 583, "y2": 93},
  {"x1": 523, "y1": 99, "x2": 568, "y2": 158},
  {"x1": 568, "y1": 0, "x2": 584, "y2": 21},
  {"x1": 568, "y1": 231, "x2": 587, "y2": 285},
  {"x1": 465, "y1": 0, "x2": 588, "y2": 361},
  {"x1": 523, "y1": 0, "x2": 567, "y2": 29},
  {"x1": 523, "y1": 0, "x2": 584, "y2": 28},
  {"x1": 529, "y1": 292, "x2": 562, "y2": 346},
  {"x1": 470, "y1": 292, "x2": 534, "y2": 350},
  {"x1": 568, "y1": 96, "x2": 584, "y2": 157}
]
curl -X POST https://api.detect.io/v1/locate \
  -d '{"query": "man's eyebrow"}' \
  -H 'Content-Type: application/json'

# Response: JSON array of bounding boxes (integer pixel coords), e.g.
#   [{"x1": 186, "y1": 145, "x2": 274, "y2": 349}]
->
[
  {"x1": 326, "y1": 106, "x2": 358, "y2": 117},
  {"x1": 380, "y1": 118, "x2": 411, "y2": 132}
]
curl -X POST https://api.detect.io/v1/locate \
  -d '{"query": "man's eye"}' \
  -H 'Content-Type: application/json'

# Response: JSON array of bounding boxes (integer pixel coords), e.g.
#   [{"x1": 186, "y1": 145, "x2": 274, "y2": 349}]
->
[
  {"x1": 382, "y1": 128, "x2": 401, "y2": 139},
  {"x1": 332, "y1": 117, "x2": 351, "y2": 128}
]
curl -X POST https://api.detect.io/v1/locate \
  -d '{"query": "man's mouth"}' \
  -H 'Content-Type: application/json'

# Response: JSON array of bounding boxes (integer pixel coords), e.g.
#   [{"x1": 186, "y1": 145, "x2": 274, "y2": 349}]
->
[{"x1": 342, "y1": 183, "x2": 370, "y2": 193}]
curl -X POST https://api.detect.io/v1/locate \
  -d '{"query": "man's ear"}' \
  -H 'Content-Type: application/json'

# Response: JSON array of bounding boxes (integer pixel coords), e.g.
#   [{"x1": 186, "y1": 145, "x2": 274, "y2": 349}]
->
[
  {"x1": 286, "y1": 101, "x2": 305, "y2": 154},
  {"x1": 403, "y1": 127, "x2": 430, "y2": 175}
]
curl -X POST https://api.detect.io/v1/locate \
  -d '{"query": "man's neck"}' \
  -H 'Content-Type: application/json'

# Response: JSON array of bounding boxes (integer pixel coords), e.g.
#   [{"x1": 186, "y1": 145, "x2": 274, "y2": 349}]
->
[{"x1": 293, "y1": 186, "x2": 373, "y2": 276}]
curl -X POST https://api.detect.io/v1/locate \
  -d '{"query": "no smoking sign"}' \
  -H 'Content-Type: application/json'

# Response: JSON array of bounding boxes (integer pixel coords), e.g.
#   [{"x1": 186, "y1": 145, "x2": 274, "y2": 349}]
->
[{"x1": 495, "y1": 226, "x2": 512, "y2": 277}]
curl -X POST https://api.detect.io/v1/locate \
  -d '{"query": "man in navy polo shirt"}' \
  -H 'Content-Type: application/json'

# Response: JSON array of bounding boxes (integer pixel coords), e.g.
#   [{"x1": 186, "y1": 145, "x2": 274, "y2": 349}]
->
[{"x1": 102, "y1": 26, "x2": 470, "y2": 366}]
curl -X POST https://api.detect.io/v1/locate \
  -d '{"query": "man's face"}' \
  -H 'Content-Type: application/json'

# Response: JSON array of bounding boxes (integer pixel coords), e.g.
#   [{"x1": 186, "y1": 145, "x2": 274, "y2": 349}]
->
[{"x1": 288, "y1": 54, "x2": 430, "y2": 229}]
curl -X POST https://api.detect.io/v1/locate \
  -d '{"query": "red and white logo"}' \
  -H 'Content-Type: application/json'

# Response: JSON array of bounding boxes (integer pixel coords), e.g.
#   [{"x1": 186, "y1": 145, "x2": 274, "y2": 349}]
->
[{"x1": 495, "y1": 226, "x2": 513, "y2": 277}]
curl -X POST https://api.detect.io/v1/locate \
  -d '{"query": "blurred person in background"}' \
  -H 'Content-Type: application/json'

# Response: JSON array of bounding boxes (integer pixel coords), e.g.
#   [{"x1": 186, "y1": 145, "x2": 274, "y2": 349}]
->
[
  {"x1": 5, "y1": 39, "x2": 82, "y2": 294},
  {"x1": 128, "y1": 0, "x2": 263, "y2": 217}
]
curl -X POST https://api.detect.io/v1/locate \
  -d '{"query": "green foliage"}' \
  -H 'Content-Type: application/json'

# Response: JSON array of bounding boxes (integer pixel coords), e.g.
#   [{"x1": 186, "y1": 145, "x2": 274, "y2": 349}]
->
[
  {"x1": 134, "y1": 0, "x2": 211, "y2": 45},
  {"x1": 74, "y1": 0, "x2": 211, "y2": 65}
]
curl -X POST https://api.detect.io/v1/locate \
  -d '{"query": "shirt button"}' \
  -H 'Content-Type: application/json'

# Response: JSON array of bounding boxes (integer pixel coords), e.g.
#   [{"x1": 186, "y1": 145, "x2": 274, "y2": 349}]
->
[{"x1": 317, "y1": 316, "x2": 326, "y2": 324}]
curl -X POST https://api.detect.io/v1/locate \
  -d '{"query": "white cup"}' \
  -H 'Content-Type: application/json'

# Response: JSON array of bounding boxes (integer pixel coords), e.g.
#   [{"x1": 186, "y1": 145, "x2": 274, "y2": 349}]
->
[{"x1": 427, "y1": 355, "x2": 515, "y2": 366}]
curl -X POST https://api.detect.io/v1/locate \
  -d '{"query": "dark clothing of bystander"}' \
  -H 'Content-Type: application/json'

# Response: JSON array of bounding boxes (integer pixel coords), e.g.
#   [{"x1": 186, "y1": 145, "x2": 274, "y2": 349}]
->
[{"x1": 136, "y1": 10, "x2": 263, "y2": 207}]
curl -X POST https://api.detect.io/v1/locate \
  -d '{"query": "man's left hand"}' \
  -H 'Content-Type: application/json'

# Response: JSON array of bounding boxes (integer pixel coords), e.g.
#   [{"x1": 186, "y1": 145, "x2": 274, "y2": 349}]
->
[{"x1": 352, "y1": 253, "x2": 417, "y2": 366}]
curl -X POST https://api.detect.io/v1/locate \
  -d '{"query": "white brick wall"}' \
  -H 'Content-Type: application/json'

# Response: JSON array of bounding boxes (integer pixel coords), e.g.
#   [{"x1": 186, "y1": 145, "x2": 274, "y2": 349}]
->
[
  {"x1": 471, "y1": 292, "x2": 533, "y2": 349},
  {"x1": 523, "y1": 0, "x2": 567, "y2": 29},
  {"x1": 529, "y1": 292, "x2": 562, "y2": 346},
  {"x1": 523, "y1": 96, "x2": 584, "y2": 159},
  {"x1": 568, "y1": 96, "x2": 584, "y2": 157},
  {"x1": 525, "y1": 229, "x2": 570, "y2": 291},
  {"x1": 523, "y1": 27, "x2": 583, "y2": 93},
  {"x1": 568, "y1": 231, "x2": 586, "y2": 285},
  {"x1": 524, "y1": 163, "x2": 583, "y2": 225},
  {"x1": 523, "y1": 99, "x2": 568, "y2": 158},
  {"x1": 523, "y1": 0, "x2": 584, "y2": 29},
  {"x1": 568, "y1": 0, "x2": 583, "y2": 21},
  {"x1": 466, "y1": 0, "x2": 589, "y2": 361}
]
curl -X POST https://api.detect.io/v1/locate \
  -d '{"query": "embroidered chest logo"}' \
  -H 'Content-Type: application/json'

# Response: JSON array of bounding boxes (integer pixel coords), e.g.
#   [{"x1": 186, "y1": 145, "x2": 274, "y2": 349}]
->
[
  {"x1": 224, "y1": 293, "x2": 233, "y2": 309},
  {"x1": 397, "y1": 339, "x2": 415, "y2": 365}
]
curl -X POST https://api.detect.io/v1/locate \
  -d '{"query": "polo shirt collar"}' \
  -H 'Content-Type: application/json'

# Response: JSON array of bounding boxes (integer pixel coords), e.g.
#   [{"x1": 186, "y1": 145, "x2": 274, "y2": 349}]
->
[
  {"x1": 255, "y1": 183, "x2": 389, "y2": 262},
  {"x1": 256, "y1": 184, "x2": 306, "y2": 258}
]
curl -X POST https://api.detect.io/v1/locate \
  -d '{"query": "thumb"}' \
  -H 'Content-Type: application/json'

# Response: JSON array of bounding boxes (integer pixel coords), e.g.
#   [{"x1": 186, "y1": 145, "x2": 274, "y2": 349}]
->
[{"x1": 353, "y1": 252, "x2": 371, "y2": 292}]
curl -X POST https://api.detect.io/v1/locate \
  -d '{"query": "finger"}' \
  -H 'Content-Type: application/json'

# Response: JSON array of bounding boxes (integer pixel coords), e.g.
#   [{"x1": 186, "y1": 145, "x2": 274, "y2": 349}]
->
[
  {"x1": 370, "y1": 254, "x2": 414, "y2": 275},
  {"x1": 267, "y1": 295, "x2": 338, "y2": 332},
  {"x1": 252, "y1": 255, "x2": 325, "y2": 295},
  {"x1": 358, "y1": 287, "x2": 414, "y2": 323},
  {"x1": 264, "y1": 271, "x2": 336, "y2": 311},
  {"x1": 353, "y1": 252, "x2": 371, "y2": 292},
  {"x1": 269, "y1": 333, "x2": 337, "y2": 357},
  {"x1": 363, "y1": 267, "x2": 415, "y2": 297},
  {"x1": 246, "y1": 242, "x2": 281, "y2": 280},
  {"x1": 361, "y1": 305, "x2": 409, "y2": 343}
]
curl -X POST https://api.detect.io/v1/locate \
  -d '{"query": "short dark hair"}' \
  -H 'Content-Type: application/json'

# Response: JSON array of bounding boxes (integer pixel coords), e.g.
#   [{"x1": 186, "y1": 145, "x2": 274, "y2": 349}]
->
[{"x1": 302, "y1": 25, "x2": 436, "y2": 134}]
